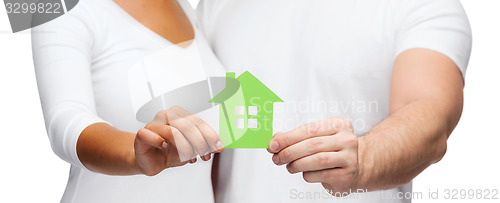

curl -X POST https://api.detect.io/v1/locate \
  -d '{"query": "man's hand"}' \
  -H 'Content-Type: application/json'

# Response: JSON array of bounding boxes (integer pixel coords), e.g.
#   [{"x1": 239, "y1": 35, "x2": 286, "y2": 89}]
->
[
  {"x1": 268, "y1": 117, "x2": 361, "y2": 194},
  {"x1": 265, "y1": 49, "x2": 464, "y2": 194}
]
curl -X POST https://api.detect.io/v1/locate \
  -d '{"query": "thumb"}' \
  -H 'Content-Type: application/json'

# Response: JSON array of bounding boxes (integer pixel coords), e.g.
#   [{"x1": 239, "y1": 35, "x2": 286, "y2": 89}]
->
[{"x1": 135, "y1": 128, "x2": 168, "y2": 153}]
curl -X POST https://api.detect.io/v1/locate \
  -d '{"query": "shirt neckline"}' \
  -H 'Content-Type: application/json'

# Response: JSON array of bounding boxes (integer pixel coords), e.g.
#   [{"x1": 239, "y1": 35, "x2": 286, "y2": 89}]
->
[{"x1": 105, "y1": 0, "x2": 197, "y2": 49}]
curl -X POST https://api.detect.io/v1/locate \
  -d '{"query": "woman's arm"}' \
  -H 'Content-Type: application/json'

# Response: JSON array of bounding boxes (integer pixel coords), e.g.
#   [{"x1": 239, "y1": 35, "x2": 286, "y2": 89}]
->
[
  {"x1": 32, "y1": 7, "x2": 223, "y2": 176},
  {"x1": 77, "y1": 123, "x2": 140, "y2": 175},
  {"x1": 32, "y1": 8, "x2": 108, "y2": 170},
  {"x1": 32, "y1": 11, "x2": 142, "y2": 175},
  {"x1": 78, "y1": 108, "x2": 225, "y2": 176}
]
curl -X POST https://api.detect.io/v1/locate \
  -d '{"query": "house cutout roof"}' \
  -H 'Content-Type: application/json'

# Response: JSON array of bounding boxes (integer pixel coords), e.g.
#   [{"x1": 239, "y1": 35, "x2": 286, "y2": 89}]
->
[{"x1": 209, "y1": 71, "x2": 282, "y2": 103}]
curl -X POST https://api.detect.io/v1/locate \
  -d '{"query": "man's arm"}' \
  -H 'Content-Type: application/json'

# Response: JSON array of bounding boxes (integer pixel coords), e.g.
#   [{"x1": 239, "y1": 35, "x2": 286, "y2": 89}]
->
[
  {"x1": 357, "y1": 48, "x2": 464, "y2": 190},
  {"x1": 268, "y1": 48, "x2": 464, "y2": 193}
]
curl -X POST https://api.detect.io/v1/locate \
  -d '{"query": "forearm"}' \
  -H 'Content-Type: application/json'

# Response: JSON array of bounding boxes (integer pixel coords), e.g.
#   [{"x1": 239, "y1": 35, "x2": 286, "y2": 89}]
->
[
  {"x1": 77, "y1": 123, "x2": 142, "y2": 175},
  {"x1": 357, "y1": 97, "x2": 460, "y2": 190}
]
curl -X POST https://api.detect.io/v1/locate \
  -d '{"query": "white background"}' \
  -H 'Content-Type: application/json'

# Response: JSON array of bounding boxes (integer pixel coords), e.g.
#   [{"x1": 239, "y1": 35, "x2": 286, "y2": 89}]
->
[{"x1": 0, "y1": 0, "x2": 498, "y2": 202}]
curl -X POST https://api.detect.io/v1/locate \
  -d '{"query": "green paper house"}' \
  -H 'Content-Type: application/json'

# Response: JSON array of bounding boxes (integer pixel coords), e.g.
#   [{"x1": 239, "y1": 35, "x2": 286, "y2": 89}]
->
[{"x1": 209, "y1": 71, "x2": 283, "y2": 148}]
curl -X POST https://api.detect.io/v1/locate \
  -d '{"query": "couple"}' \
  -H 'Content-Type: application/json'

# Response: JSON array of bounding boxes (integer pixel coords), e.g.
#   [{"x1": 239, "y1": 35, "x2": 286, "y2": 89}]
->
[{"x1": 32, "y1": 0, "x2": 471, "y2": 202}]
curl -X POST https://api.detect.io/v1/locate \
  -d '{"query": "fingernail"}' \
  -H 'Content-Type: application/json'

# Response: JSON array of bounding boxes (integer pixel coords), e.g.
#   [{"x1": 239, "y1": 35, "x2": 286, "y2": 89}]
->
[
  {"x1": 216, "y1": 141, "x2": 224, "y2": 151},
  {"x1": 272, "y1": 155, "x2": 280, "y2": 165},
  {"x1": 270, "y1": 140, "x2": 279, "y2": 152},
  {"x1": 202, "y1": 152, "x2": 209, "y2": 161},
  {"x1": 286, "y1": 164, "x2": 293, "y2": 173},
  {"x1": 162, "y1": 142, "x2": 168, "y2": 149}
]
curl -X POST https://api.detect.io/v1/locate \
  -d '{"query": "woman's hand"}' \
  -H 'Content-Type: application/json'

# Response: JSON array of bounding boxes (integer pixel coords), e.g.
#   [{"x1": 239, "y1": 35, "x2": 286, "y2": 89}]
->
[{"x1": 135, "y1": 106, "x2": 224, "y2": 176}]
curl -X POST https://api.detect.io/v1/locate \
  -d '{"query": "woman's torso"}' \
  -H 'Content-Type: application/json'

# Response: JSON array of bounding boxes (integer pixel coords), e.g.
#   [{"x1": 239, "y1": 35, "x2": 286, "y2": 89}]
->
[{"x1": 51, "y1": 0, "x2": 224, "y2": 202}]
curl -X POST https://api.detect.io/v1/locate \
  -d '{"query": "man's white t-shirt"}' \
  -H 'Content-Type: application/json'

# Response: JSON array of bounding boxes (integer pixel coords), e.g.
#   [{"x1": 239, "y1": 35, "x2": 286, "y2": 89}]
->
[
  {"x1": 198, "y1": 0, "x2": 472, "y2": 202},
  {"x1": 32, "y1": 0, "x2": 224, "y2": 202}
]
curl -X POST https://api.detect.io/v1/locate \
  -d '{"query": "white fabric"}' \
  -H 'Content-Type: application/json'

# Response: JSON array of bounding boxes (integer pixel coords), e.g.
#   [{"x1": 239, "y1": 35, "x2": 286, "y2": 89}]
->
[
  {"x1": 198, "y1": 0, "x2": 472, "y2": 202},
  {"x1": 32, "y1": 0, "x2": 224, "y2": 202}
]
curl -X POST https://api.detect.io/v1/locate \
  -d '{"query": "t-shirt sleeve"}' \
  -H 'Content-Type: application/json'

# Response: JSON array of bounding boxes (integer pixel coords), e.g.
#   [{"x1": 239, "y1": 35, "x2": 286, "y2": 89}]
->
[
  {"x1": 31, "y1": 8, "x2": 108, "y2": 170},
  {"x1": 394, "y1": 0, "x2": 472, "y2": 79}
]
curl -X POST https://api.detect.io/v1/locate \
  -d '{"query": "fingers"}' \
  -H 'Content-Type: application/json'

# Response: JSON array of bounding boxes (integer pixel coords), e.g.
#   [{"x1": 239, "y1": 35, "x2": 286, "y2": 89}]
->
[
  {"x1": 183, "y1": 114, "x2": 224, "y2": 153},
  {"x1": 145, "y1": 124, "x2": 195, "y2": 162},
  {"x1": 302, "y1": 168, "x2": 357, "y2": 193},
  {"x1": 150, "y1": 110, "x2": 169, "y2": 125},
  {"x1": 144, "y1": 123, "x2": 175, "y2": 141},
  {"x1": 286, "y1": 152, "x2": 347, "y2": 174},
  {"x1": 302, "y1": 169, "x2": 337, "y2": 184},
  {"x1": 169, "y1": 117, "x2": 211, "y2": 159},
  {"x1": 269, "y1": 117, "x2": 352, "y2": 153},
  {"x1": 135, "y1": 128, "x2": 168, "y2": 154},
  {"x1": 167, "y1": 106, "x2": 223, "y2": 159},
  {"x1": 272, "y1": 135, "x2": 342, "y2": 165},
  {"x1": 169, "y1": 127, "x2": 197, "y2": 162},
  {"x1": 148, "y1": 106, "x2": 223, "y2": 161},
  {"x1": 169, "y1": 106, "x2": 223, "y2": 153}
]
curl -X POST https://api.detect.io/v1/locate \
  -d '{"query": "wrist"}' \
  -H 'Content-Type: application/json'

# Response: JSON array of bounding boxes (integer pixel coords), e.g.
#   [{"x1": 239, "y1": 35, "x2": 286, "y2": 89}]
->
[
  {"x1": 356, "y1": 136, "x2": 372, "y2": 190},
  {"x1": 127, "y1": 135, "x2": 144, "y2": 175}
]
